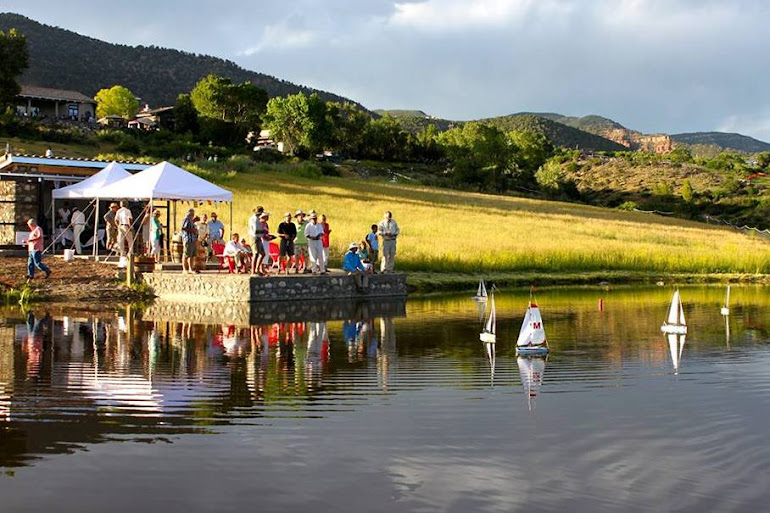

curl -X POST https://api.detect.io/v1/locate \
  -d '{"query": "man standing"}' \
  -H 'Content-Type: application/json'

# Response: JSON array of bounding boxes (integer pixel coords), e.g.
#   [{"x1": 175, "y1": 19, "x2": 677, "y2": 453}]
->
[
  {"x1": 277, "y1": 213, "x2": 297, "y2": 274},
  {"x1": 103, "y1": 203, "x2": 119, "y2": 252},
  {"x1": 208, "y1": 212, "x2": 225, "y2": 245},
  {"x1": 253, "y1": 212, "x2": 272, "y2": 275},
  {"x1": 321, "y1": 214, "x2": 332, "y2": 269},
  {"x1": 366, "y1": 224, "x2": 379, "y2": 271},
  {"x1": 70, "y1": 206, "x2": 86, "y2": 255},
  {"x1": 249, "y1": 207, "x2": 266, "y2": 275},
  {"x1": 23, "y1": 218, "x2": 51, "y2": 280},
  {"x1": 378, "y1": 211, "x2": 400, "y2": 273},
  {"x1": 343, "y1": 242, "x2": 368, "y2": 291},
  {"x1": 181, "y1": 208, "x2": 198, "y2": 274},
  {"x1": 293, "y1": 210, "x2": 309, "y2": 273},
  {"x1": 115, "y1": 201, "x2": 134, "y2": 257},
  {"x1": 305, "y1": 213, "x2": 325, "y2": 274}
]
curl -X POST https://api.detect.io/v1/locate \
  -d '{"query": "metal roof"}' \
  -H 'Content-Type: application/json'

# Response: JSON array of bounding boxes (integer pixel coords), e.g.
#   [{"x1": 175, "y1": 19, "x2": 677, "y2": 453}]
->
[
  {"x1": 0, "y1": 154, "x2": 152, "y2": 172},
  {"x1": 19, "y1": 85, "x2": 97, "y2": 104}
]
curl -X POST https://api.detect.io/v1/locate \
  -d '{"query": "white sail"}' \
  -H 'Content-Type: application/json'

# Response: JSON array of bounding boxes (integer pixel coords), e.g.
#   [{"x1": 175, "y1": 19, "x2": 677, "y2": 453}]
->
[
  {"x1": 517, "y1": 356, "x2": 546, "y2": 409},
  {"x1": 479, "y1": 293, "x2": 496, "y2": 343},
  {"x1": 516, "y1": 303, "x2": 547, "y2": 347},
  {"x1": 667, "y1": 290, "x2": 682, "y2": 325},
  {"x1": 473, "y1": 279, "x2": 488, "y2": 301}
]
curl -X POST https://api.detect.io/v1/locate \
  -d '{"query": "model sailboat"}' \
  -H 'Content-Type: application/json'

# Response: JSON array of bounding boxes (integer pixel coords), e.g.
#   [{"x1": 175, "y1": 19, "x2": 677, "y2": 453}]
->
[
  {"x1": 720, "y1": 285, "x2": 730, "y2": 316},
  {"x1": 660, "y1": 289, "x2": 687, "y2": 334},
  {"x1": 473, "y1": 279, "x2": 489, "y2": 303},
  {"x1": 516, "y1": 299, "x2": 549, "y2": 355},
  {"x1": 479, "y1": 292, "x2": 496, "y2": 344}
]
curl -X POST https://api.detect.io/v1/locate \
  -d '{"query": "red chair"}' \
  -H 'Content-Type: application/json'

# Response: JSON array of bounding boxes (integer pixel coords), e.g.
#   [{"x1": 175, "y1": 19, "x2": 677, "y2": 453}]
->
[{"x1": 212, "y1": 242, "x2": 233, "y2": 273}]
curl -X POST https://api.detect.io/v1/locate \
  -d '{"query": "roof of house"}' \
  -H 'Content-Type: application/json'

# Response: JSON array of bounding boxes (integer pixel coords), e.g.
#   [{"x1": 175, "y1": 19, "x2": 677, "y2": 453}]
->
[
  {"x1": 19, "y1": 85, "x2": 96, "y2": 104},
  {"x1": 137, "y1": 106, "x2": 174, "y2": 116},
  {"x1": 0, "y1": 154, "x2": 152, "y2": 172}
]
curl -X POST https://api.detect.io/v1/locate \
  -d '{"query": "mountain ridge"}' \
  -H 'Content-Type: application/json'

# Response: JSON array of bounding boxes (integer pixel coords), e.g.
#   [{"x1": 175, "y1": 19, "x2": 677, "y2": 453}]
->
[{"x1": 0, "y1": 12, "x2": 364, "y2": 109}]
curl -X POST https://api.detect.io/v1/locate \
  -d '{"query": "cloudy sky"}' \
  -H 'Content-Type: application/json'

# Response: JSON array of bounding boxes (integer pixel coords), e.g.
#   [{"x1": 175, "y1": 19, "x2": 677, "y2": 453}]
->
[{"x1": 6, "y1": 0, "x2": 770, "y2": 140}]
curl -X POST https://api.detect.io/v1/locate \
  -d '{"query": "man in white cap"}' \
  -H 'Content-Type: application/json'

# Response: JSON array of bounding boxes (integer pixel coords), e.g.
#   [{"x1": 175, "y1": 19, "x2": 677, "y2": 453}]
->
[
  {"x1": 378, "y1": 211, "x2": 400, "y2": 273},
  {"x1": 304, "y1": 212, "x2": 325, "y2": 274},
  {"x1": 293, "y1": 209, "x2": 309, "y2": 273},
  {"x1": 343, "y1": 242, "x2": 368, "y2": 291}
]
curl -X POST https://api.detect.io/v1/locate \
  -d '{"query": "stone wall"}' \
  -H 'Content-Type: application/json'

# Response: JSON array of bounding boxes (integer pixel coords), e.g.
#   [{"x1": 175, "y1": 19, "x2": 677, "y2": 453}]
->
[
  {"x1": 0, "y1": 179, "x2": 40, "y2": 245},
  {"x1": 142, "y1": 297, "x2": 407, "y2": 327},
  {"x1": 140, "y1": 272, "x2": 408, "y2": 304}
]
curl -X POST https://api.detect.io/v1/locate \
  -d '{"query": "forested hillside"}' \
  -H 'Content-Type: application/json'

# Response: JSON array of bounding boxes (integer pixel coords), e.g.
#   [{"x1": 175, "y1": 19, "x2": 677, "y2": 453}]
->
[
  {"x1": 0, "y1": 13, "x2": 361, "y2": 108},
  {"x1": 671, "y1": 132, "x2": 770, "y2": 153},
  {"x1": 481, "y1": 113, "x2": 627, "y2": 151}
]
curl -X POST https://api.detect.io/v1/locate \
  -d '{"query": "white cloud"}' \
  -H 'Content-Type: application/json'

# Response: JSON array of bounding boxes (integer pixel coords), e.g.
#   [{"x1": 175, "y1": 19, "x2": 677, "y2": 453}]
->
[{"x1": 240, "y1": 24, "x2": 317, "y2": 55}]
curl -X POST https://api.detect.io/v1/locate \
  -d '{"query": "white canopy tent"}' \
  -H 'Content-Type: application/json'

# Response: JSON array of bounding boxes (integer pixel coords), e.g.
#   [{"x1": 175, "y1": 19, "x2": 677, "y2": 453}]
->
[
  {"x1": 52, "y1": 162, "x2": 132, "y2": 199},
  {"x1": 96, "y1": 161, "x2": 233, "y2": 202},
  {"x1": 96, "y1": 161, "x2": 234, "y2": 259},
  {"x1": 51, "y1": 162, "x2": 133, "y2": 256}
]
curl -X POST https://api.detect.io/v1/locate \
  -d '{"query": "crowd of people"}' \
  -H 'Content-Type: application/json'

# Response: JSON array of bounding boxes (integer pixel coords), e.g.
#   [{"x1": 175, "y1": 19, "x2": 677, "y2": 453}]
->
[
  {"x1": 21, "y1": 202, "x2": 401, "y2": 290},
  {"x1": 174, "y1": 206, "x2": 400, "y2": 286}
]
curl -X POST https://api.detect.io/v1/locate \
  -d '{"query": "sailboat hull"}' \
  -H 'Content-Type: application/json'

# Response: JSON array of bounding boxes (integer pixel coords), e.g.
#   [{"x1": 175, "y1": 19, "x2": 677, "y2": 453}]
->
[
  {"x1": 661, "y1": 324, "x2": 687, "y2": 335},
  {"x1": 720, "y1": 307, "x2": 730, "y2": 316},
  {"x1": 472, "y1": 296, "x2": 488, "y2": 303},
  {"x1": 516, "y1": 345, "x2": 549, "y2": 356},
  {"x1": 480, "y1": 332, "x2": 496, "y2": 344}
]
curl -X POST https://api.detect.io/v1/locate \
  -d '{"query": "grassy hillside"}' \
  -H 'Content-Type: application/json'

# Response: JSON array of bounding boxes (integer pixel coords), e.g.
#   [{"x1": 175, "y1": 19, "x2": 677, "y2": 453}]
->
[
  {"x1": 173, "y1": 159, "x2": 770, "y2": 276},
  {"x1": 672, "y1": 132, "x2": 770, "y2": 153},
  {"x1": 0, "y1": 13, "x2": 362, "y2": 108},
  {"x1": 480, "y1": 114, "x2": 626, "y2": 151},
  {"x1": 530, "y1": 112, "x2": 626, "y2": 134}
]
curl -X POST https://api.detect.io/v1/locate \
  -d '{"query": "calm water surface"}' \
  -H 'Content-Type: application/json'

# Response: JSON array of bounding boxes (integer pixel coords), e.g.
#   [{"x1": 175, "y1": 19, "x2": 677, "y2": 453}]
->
[{"x1": 1, "y1": 286, "x2": 770, "y2": 512}]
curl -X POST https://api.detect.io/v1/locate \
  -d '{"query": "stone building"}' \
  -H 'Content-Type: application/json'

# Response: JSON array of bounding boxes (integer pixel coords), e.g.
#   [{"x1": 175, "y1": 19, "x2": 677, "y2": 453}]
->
[
  {"x1": 15, "y1": 85, "x2": 97, "y2": 122},
  {"x1": 0, "y1": 153, "x2": 150, "y2": 247}
]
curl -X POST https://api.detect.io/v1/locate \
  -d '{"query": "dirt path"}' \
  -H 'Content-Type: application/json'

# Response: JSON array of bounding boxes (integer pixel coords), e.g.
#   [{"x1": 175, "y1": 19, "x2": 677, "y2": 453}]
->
[{"x1": 1, "y1": 255, "x2": 146, "y2": 303}]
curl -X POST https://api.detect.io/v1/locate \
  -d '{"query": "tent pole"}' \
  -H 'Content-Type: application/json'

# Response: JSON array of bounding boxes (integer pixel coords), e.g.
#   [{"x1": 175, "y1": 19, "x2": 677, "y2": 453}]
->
[
  {"x1": 51, "y1": 197, "x2": 56, "y2": 255},
  {"x1": 165, "y1": 200, "x2": 170, "y2": 263},
  {"x1": 92, "y1": 199, "x2": 100, "y2": 259},
  {"x1": 229, "y1": 201, "x2": 233, "y2": 236}
]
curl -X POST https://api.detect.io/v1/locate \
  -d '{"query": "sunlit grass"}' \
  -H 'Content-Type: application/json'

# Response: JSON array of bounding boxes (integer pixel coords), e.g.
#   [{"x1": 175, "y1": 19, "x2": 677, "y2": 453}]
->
[{"x1": 188, "y1": 164, "x2": 770, "y2": 275}]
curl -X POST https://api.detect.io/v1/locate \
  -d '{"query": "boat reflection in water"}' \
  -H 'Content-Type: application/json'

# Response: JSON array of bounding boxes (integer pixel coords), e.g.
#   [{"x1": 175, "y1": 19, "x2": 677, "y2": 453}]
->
[{"x1": 517, "y1": 355, "x2": 547, "y2": 411}]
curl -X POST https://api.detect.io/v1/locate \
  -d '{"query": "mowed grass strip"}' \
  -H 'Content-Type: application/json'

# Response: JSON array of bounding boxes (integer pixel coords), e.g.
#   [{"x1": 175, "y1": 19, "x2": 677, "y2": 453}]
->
[{"x1": 181, "y1": 166, "x2": 770, "y2": 274}]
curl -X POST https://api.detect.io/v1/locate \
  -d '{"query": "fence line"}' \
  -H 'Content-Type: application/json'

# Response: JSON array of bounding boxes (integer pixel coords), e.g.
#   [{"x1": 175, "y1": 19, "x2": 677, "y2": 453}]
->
[{"x1": 703, "y1": 214, "x2": 770, "y2": 238}]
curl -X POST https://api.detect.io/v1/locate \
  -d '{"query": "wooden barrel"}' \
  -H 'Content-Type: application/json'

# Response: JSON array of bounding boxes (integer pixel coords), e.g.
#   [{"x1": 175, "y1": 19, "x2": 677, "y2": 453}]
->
[{"x1": 171, "y1": 240, "x2": 183, "y2": 263}]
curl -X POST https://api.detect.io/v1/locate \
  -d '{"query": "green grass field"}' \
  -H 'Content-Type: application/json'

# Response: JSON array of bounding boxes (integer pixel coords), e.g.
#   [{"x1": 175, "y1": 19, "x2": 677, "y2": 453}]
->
[{"x1": 184, "y1": 162, "x2": 770, "y2": 276}]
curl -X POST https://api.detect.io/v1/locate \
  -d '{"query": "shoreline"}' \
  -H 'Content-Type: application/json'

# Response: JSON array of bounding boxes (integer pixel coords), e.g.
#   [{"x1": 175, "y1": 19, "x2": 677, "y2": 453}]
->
[{"x1": 2, "y1": 255, "x2": 767, "y2": 305}]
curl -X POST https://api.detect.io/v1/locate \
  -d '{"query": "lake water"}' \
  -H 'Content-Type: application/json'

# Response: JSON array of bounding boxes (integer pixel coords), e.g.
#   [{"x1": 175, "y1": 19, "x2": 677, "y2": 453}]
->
[{"x1": 1, "y1": 285, "x2": 770, "y2": 512}]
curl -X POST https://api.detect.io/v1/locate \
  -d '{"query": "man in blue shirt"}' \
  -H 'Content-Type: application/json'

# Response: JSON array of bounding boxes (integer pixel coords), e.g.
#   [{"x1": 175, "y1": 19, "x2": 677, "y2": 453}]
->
[
  {"x1": 342, "y1": 242, "x2": 369, "y2": 291},
  {"x1": 208, "y1": 212, "x2": 225, "y2": 245},
  {"x1": 181, "y1": 208, "x2": 198, "y2": 274}
]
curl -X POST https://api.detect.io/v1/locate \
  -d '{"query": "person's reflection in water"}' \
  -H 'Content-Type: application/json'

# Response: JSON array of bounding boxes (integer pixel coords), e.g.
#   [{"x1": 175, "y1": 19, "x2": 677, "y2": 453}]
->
[
  {"x1": 248, "y1": 325, "x2": 270, "y2": 401},
  {"x1": 24, "y1": 312, "x2": 50, "y2": 380},
  {"x1": 305, "y1": 322, "x2": 327, "y2": 391},
  {"x1": 343, "y1": 319, "x2": 359, "y2": 363},
  {"x1": 378, "y1": 317, "x2": 397, "y2": 391},
  {"x1": 364, "y1": 319, "x2": 379, "y2": 359}
]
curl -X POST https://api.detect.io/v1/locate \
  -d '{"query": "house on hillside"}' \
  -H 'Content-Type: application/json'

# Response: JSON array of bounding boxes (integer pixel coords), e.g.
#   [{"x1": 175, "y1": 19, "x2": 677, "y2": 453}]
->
[
  {"x1": 131, "y1": 105, "x2": 175, "y2": 130},
  {"x1": 251, "y1": 129, "x2": 285, "y2": 153},
  {"x1": 0, "y1": 152, "x2": 151, "y2": 247},
  {"x1": 15, "y1": 85, "x2": 97, "y2": 122}
]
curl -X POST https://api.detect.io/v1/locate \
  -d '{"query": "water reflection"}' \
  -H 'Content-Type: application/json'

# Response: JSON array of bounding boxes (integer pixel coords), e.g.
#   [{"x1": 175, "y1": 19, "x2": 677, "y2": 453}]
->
[{"x1": 2, "y1": 286, "x2": 770, "y2": 512}]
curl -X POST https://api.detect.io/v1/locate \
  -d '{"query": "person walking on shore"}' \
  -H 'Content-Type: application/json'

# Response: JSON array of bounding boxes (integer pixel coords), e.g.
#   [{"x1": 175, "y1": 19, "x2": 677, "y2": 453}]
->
[
  {"x1": 23, "y1": 218, "x2": 51, "y2": 280},
  {"x1": 115, "y1": 201, "x2": 134, "y2": 257},
  {"x1": 181, "y1": 208, "x2": 198, "y2": 274},
  {"x1": 378, "y1": 211, "x2": 400, "y2": 273},
  {"x1": 305, "y1": 213, "x2": 325, "y2": 274}
]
